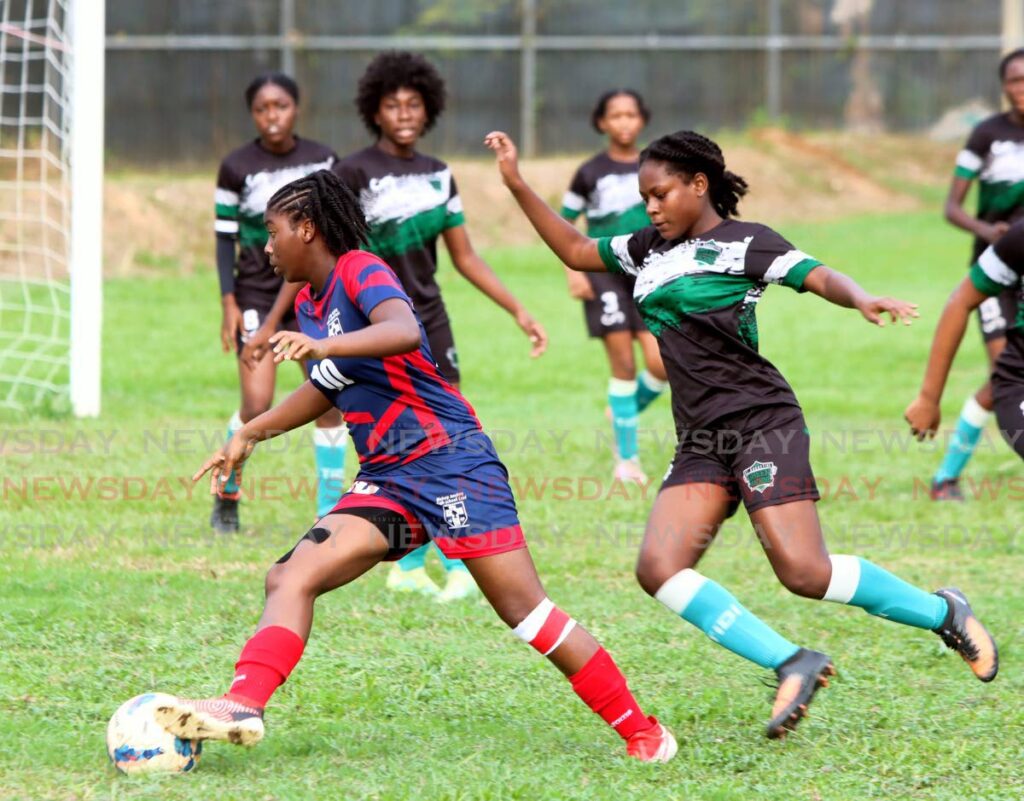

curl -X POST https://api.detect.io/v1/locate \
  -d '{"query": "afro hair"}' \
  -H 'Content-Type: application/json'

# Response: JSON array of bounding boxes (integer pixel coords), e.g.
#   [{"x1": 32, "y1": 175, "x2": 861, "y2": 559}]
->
[{"x1": 356, "y1": 51, "x2": 446, "y2": 137}]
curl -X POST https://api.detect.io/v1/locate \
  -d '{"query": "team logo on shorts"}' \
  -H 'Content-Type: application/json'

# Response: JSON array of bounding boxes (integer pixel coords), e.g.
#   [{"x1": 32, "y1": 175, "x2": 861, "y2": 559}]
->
[
  {"x1": 327, "y1": 308, "x2": 343, "y2": 336},
  {"x1": 742, "y1": 460, "x2": 778, "y2": 494},
  {"x1": 436, "y1": 491, "x2": 469, "y2": 528}
]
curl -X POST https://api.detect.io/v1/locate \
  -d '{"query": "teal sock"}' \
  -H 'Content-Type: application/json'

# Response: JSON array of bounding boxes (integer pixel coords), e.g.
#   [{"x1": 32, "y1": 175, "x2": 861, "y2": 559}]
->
[
  {"x1": 397, "y1": 545, "x2": 428, "y2": 571},
  {"x1": 635, "y1": 369, "x2": 667, "y2": 414},
  {"x1": 655, "y1": 569, "x2": 800, "y2": 669},
  {"x1": 434, "y1": 544, "x2": 469, "y2": 573},
  {"x1": 608, "y1": 378, "x2": 639, "y2": 461},
  {"x1": 934, "y1": 396, "x2": 989, "y2": 483},
  {"x1": 222, "y1": 412, "x2": 243, "y2": 495},
  {"x1": 313, "y1": 425, "x2": 347, "y2": 517},
  {"x1": 823, "y1": 555, "x2": 947, "y2": 630}
]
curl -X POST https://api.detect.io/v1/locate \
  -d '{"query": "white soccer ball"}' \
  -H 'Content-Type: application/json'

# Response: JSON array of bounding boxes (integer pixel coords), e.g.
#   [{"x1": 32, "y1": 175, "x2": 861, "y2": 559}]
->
[{"x1": 106, "y1": 692, "x2": 202, "y2": 774}]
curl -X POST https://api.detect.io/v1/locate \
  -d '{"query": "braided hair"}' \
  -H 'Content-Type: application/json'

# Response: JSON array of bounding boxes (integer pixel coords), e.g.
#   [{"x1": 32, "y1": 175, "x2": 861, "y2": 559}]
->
[
  {"x1": 640, "y1": 131, "x2": 748, "y2": 219},
  {"x1": 266, "y1": 170, "x2": 369, "y2": 256}
]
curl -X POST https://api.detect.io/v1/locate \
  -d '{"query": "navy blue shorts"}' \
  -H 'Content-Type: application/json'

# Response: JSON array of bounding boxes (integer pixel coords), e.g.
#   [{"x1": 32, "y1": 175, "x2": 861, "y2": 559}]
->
[{"x1": 329, "y1": 433, "x2": 525, "y2": 560}]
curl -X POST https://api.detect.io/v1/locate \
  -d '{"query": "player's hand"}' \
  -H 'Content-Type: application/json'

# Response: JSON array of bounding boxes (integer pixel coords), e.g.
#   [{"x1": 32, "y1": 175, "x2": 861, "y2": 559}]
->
[
  {"x1": 904, "y1": 394, "x2": 941, "y2": 441},
  {"x1": 566, "y1": 271, "x2": 595, "y2": 301},
  {"x1": 192, "y1": 431, "x2": 256, "y2": 496},
  {"x1": 269, "y1": 330, "x2": 326, "y2": 363},
  {"x1": 240, "y1": 324, "x2": 273, "y2": 369},
  {"x1": 982, "y1": 221, "x2": 1011, "y2": 243},
  {"x1": 220, "y1": 299, "x2": 243, "y2": 354},
  {"x1": 484, "y1": 131, "x2": 523, "y2": 188},
  {"x1": 856, "y1": 296, "x2": 919, "y2": 327},
  {"x1": 514, "y1": 307, "x2": 548, "y2": 358}
]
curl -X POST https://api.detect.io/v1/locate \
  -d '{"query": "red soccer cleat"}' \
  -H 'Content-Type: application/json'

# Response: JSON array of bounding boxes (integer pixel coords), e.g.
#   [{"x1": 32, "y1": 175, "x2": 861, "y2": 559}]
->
[{"x1": 625, "y1": 716, "x2": 678, "y2": 763}]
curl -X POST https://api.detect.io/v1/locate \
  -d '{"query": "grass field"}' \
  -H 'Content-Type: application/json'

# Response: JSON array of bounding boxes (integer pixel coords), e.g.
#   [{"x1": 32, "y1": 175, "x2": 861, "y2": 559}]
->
[{"x1": 1, "y1": 209, "x2": 1022, "y2": 800}]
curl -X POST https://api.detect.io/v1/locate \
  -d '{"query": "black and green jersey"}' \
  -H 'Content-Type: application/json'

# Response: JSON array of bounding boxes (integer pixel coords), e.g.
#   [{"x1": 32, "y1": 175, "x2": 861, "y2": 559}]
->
[
  {"x1": 954, "y1": 113, "x2": 1024, "y2": 260},
  {"x1": 561, "y1": 152, "x2": 649, "y2": 237},
  {"x1": 598, "y1": 220, "x2": 821, "y2": 430},
  {"x1": 968, "y1": 220, "x2": 1024, "y2": 380},
  {"x1": 334, "y1": 147, "x2": 465, "y2": 317},
  {"x1": 215, "y1": 136, "x2": 337, "y2": 302}
]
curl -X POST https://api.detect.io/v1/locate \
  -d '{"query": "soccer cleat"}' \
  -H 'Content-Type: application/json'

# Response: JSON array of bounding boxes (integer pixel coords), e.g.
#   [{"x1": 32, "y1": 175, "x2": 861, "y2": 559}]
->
[
  {"x1": 386, "y1": 564, "x2": 440, "y2": 596},
  {"x1": 613, "y1": 458, "x2": 648, "y2": 485},
  {"x1": 932, "y1": 588, "x2": 998, "y2": 682},
  {"x1": 766, "y1": 648, "x2": 835, "y2": 739},
  {"x1": 437, "y1": 568, "x2": 479, "y2": 603},
  {"x1": 210, "y1": 495, "x2": 240, "y2": 534},
  {"x1": 153, "y1": 696, "x2": 264, "y2": 746},
  {"x1": 625, "y1": 717, "x2": 677, "y2": 763},
  {"x1": 930, "y1": 478, "x2": 964, "y2": 502}
]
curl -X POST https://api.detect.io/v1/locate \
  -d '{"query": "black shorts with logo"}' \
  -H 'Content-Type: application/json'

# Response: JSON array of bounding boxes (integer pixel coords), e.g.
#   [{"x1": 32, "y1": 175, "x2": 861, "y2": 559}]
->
[
  {"x1": 583, "y1": 271, "x2": 646, "y2": 338},
  {"x1": 660, "y1": 404, "x2": 820, "y2": 517},
  {"x1": 976, "y1": 287, "x2": 1018, "y2": 344},
  {"x1": 234, "y1": 288, "x2": 300, "y2": 354},
  {"x1": 420, "y1": 304, "x2": 460, "y2": 385},
  {"x1": 992, "y1": 343, "x2": 1024, "y2": 460}
]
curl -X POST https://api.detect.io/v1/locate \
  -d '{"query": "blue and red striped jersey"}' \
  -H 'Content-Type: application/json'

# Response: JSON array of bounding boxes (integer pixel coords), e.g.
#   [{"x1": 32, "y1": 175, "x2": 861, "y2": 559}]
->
[{"x1": 295, "y1": 250, "x2": 481, "y2": 470}]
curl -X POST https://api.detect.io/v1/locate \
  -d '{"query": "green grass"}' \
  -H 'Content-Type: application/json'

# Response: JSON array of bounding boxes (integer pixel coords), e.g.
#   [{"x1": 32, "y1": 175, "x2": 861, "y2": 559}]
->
[{"x1": 1, "y1": 210, "x2": 1023, "y2": 800}]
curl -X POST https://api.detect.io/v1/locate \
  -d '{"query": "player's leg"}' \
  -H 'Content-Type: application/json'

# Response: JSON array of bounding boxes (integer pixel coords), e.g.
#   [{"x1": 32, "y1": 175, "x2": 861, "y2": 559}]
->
[
  {"x1": 155, "y1": 511, "x2": 391, "y2": 744},
  {"x1": 603, "y1": 329, "x2": 647, "y2": 482},
  {"x1": 296, "y1": 331, "x2": 347, "y2": 518},
  {"x1": 211, "y1": 311, "x2": 278, "y2": 533},
  {"x1": 750, "y1": 499, "x2": 998, "y2": 684},
  {"x1": 930, "y1": 293, "x2": 1011, "y2": 500},
  {"x1": 634, "y1": 330, "x2": 668, "y2": 413},
  {"x1": 463, "y1": 547, "x2": 676, "y2": 762}
]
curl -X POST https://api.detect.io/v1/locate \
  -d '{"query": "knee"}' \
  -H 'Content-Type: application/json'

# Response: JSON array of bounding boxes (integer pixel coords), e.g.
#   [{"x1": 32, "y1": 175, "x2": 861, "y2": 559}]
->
[
  {"x1": 774, "y1": 558, "x2": 831, "y2": 599},
  {"x1": 635, "y1": 549, "x2": 682, "y2": 598},
  {"x1": 240, "y1": 398, "x2": 272, "y2": 423},
  {"x1": 496, "y1": 593, "x2": 546, "y2": 629},
  {"x1": 264, "y1": 562, "x2": 316, "y2": 599}
]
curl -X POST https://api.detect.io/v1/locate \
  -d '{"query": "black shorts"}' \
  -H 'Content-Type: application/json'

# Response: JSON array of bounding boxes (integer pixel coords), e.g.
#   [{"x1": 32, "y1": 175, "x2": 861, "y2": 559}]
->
[
  {"x1": 234, "y1": 291, "x2": 299, "y2": 354},
  {"x1": 583, "y1": 272, "x2": 646, "y2": 338},
  {"x1": 992, "y1": 375, "x2": 1024, "y2": 459},
  {"x1": 660, "y1": 405, "x2": 820, "y2": 517},
  {"x1": 422, "y1": 308, "x2": 460, "y2": 384},
  {"x1": 977, "y1": 287, "x2": 1017, "y2": 344}
]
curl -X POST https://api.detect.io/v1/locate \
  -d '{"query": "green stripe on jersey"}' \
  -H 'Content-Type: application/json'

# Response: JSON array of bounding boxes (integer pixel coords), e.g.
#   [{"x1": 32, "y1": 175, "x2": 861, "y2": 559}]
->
[
  {"x1": 238, "y1": 213, "x2": 268, "y2": 248},
  {"x1": 561, "y1": 206, "x2": 583, "y2": 221},
  {"x1": 587, "y1": 203, "x2": 649, "y2": 238},
  {"x1": 954, "y1": 165, "x2": 979, "y2": 180},
  {"x1": 216, "y1": 203, "x2": 239, "y2": 219},
  {"x1": 782, "y1": 257, "x2": 821, "y2": 290},
  {"x1": 969, "y1": 262, "x2": 1008, "y2": 297},
  {"x1": 597, "y1": 236, "x2": 624, "y2": 274},
  {"x1": 367, "y1": 205, "x2": 465, "y2": 258},
  {"x1": 978, "y1": 180, "x2": 1024, "y2": 216},
  {"x1": 639, "y1": 273, "x2": 758, "y2": 337}
]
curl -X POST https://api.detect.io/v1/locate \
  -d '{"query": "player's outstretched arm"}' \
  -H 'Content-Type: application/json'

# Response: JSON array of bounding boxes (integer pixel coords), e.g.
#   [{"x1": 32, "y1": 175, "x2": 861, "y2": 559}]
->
[
  {"x1": 904, "y1": 276, "x2": 988, "y2": 440},
  {"x1": 270, "y1": 298, "x2": 421, "y2": 363},
  {"x1": 484, "y1": 131, "x2": 606, "y2": 273},
  {"x1": 441, "y1": 225, "x2": 547, "y2": 358},
  {"x1": 801, "y1": 265, "x2": 919, "y2": 326},
  {"x1": 192, "y1": 381, "x2": 333, "y2": 495}
]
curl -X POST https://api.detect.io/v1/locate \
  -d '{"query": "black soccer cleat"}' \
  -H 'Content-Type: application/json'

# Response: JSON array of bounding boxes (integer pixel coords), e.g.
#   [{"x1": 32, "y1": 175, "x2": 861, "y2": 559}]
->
[
  {"x1": 932, "y1": 588, "x2": 998, "y2": 682},
  {"x1": 766, "y1": 648, "x2": 835, "y2": 739},
  {"x1": 930, "y1": 478, "x2": 964, "y2": 502},
  {"x1": 210, "y1": 495, "x2": 240, "y2": 534}
]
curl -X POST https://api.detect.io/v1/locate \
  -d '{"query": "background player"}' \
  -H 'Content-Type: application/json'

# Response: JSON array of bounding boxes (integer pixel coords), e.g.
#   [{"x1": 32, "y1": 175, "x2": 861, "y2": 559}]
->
[
  {"x1": 487, "y1": 128, "x2": 998, "y2": 739},
  {"x1": 906, "y1": 219, "x2": 1024, "y2": 464},
  {"x1": 561, "y1": 89, "x2": 667, "y2": 484},
  {"x1": 213, "y1": 73, "x2": 346, "y2": 532},
  {"x1": 155, "y1": 170, "x2": 677, "y2": 764},
  {"x1": 930, "y1": 48, "x2": 1024, "y2": 499},
  {"x1": 334, "y1": 51, "x2": 548, "y2": 601}
]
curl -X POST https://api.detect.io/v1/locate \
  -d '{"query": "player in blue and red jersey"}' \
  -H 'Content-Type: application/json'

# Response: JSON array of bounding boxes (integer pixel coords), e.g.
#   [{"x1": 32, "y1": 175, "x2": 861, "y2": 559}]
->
[{"x1": 153, "y1": 170, "x2": 677, "y2": 763}]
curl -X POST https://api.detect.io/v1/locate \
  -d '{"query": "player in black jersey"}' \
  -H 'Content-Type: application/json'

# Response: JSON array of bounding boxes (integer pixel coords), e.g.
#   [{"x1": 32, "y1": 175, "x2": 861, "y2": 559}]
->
[
  {"x1": 487, "y1": 127, "x2": 998, "y2": 740},
  {"x1": 335, "y1": 51, "x2": 549, "y2": 601},
  {"x1": 929, "y1": 48, "x2": 1024, "y2": 499},
  {"x1": 561, "y1": 90, "x2": 667, "y2": 485},
  {"x1": 213, "y1": 74, "x2": 346, "y2": 533}
]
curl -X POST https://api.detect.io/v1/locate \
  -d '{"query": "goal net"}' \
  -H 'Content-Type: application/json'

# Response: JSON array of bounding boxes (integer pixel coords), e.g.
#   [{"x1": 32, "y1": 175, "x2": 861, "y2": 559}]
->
[{"x1": 0, "y1": 0, "x2": 101, "y2": 415}]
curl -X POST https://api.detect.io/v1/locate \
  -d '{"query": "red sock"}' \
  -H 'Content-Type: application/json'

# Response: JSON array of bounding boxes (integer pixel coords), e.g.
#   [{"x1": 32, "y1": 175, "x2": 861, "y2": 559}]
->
[
  {"x1": 569, "y1": 647, "x2": 654, "y2": 740},
  {"x1": 224, "y1": 625, "x2": 305, "y2": 709}
]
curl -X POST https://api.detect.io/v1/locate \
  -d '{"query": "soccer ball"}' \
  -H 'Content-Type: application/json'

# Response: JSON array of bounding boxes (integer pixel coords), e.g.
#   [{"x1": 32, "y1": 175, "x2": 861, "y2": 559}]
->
[{"x1": 106, "y1": 693, "x2": 202, "y2": 774}]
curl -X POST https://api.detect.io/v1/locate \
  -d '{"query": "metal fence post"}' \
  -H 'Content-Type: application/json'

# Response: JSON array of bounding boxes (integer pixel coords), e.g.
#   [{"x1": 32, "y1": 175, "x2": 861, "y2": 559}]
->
[
  {"x1": 520, "y1": 0, "x2": 537, "y2": 156},
  {"x1": 280, "y1": 0, "x2": 296, "y2": 76},
  {"x1": 766, "y1": 0, "x2": 782, "y2": 121}
]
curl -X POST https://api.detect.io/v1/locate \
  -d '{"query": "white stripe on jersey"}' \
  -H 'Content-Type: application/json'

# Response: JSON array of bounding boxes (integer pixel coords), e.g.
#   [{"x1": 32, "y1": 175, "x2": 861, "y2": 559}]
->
[
  {"x1": 446, "y1": 194, "x2": 463, "y2": 215},
  {"x1": 312, "y1": 359, "x2": 354, "y2": 391},
  {"x1": 215, "y1": 219, "x2": 239, "y2": 234},
  {"x1": 610, "y1": 234, "x2": 637, "y2": 275},
  {"x1": 978, "y1": 246, "x2": 1018, "y2": 288},
  {"x1": 561, "y1": 191, "x2": 585, "y2": 212},
  {"x1": 763, "y1": 248, "x2": 816, "y2": 285},
  {"x1": 361, "y1": 169, "x2": 454, "y2": 225},
  {"x1": 588, "y1": 172, "x2": 642, "y2": 219},
  {"x1": 981, "y1": 140, "x2": 1024, "y2": 184},
  {"x1": 215, "y1": 187, "x2": 240, "y2": 207},
  {"x1": 955, "y1": 149, "x2": 983, "y2": 174}
]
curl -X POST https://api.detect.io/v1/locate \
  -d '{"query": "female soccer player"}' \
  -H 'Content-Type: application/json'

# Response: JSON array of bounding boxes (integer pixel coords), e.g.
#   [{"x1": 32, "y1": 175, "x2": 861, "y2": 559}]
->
[
  {"x1": 334, "y1": 51, "x2": 548, "y2": 600},
  {"x1": 485, "y1": 128, "x2": 999, "y2": 739},
  {"x1": 906, "y1": 219, "x2": 1024, "y2": 462},
  {"x1": 154, "y1": 170, "x2": 676, "y2": 764},
  {"x1": 561, "y1": 90, "x2": 667, "y2": 484},
  {"x1": 213, "y1": 73, "x2": 346, "y2": 532},
  {"x1": 929, "y1": 48, "x2": 1024, "y2": 499}
]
